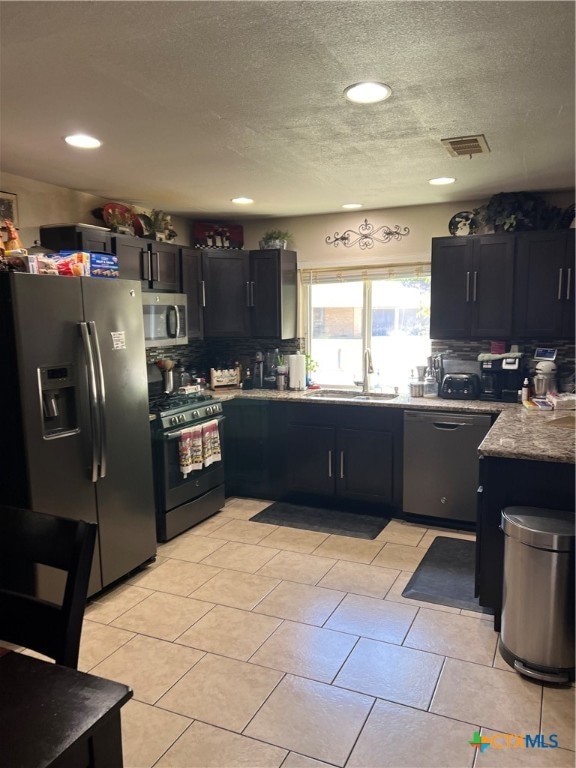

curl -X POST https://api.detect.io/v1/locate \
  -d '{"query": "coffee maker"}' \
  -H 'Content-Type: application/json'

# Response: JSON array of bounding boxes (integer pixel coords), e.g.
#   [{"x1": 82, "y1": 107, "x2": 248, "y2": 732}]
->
[{"x1": 480, "y1": 357, "x2": 524, "y2": 402}]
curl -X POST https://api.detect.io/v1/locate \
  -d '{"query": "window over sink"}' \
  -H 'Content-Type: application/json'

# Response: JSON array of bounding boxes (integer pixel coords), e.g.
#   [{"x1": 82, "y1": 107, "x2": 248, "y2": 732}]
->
[{"x1": 303, "y1": 263, "x2": 431, "y2": 392}]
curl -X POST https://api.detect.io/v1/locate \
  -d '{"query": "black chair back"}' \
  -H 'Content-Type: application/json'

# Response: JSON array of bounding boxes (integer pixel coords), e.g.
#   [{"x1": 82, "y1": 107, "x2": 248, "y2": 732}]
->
[{"x1": 0, "y1": 505, "x2": 97, "y2": 668}]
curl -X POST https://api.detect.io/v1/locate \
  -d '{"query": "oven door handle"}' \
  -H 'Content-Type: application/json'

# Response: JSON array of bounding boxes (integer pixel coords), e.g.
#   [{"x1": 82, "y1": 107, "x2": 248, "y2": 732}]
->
[{"x1": 164, "y1": 414, "x2": 225, "y2": 439}]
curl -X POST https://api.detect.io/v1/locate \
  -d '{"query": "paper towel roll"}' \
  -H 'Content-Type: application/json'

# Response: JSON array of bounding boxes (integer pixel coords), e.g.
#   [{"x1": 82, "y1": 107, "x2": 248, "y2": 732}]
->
[{"x1": 288, "y1": 354, "x2": 307, "y2": 390}]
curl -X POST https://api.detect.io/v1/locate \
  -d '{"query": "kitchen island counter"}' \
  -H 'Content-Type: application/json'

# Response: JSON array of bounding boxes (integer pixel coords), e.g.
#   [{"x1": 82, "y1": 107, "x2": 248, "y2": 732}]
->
[{"x1": 216, "y1": 389, "x2": 574, "y2": 464}]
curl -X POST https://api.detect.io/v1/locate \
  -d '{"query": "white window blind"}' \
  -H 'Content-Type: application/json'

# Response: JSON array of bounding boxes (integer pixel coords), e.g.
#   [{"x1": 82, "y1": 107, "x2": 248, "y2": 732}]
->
[{"x1": 301, "y1": 262, "x2": 430, "y2": 285}]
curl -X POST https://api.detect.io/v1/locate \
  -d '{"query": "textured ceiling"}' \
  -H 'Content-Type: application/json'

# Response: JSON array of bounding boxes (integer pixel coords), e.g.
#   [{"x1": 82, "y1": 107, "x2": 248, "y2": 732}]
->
[{"x1": 1, "y1": 1, "x2": 574, "y2": 219}]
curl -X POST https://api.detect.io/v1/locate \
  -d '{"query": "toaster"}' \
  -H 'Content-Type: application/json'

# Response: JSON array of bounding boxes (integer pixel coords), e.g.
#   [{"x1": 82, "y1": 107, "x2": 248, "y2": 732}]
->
[{"x1": 440, "y1": 373, "x2": 480, "y2": 400}]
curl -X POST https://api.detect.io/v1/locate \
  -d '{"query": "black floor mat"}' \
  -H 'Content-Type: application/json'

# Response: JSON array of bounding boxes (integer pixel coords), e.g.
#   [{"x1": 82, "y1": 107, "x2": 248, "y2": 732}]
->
[
  {"x1": 250, "y1": 502, "x2": 389, "y2": 539},
  {"x1": 402, "y1": 536, "x2": 493, "y2": 614}
]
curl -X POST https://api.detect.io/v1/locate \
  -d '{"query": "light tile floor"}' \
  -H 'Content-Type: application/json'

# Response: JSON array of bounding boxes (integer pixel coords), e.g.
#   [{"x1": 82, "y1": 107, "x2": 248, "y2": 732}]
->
[{"x1": 27, "y1": 499, "x2": 576, "y2": 766}]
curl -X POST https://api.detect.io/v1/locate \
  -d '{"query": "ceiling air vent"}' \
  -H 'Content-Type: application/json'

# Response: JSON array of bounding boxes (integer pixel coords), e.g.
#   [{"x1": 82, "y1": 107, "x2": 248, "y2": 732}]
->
[{"x1": 441, "y1": 134, "x2": 490, "y2": 157}]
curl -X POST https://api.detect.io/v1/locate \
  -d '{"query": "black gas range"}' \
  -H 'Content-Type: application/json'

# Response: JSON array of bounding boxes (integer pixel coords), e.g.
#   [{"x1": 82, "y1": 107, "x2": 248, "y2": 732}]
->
[
  {"x1": 149, "y1": 390, "x2": 223, "y2": 431},
  {"x1": 148, "y1": 388, "x2": 225, "y2": 542}
]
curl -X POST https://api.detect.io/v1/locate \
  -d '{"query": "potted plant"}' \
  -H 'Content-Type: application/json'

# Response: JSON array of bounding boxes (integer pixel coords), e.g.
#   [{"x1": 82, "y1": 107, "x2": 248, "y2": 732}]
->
[
  {"x1": 259, "y1": 229, "x2": 292, "y2": 250},
  {"x1": 473, "y1": 192, "x2": 567, "y2": 233}
]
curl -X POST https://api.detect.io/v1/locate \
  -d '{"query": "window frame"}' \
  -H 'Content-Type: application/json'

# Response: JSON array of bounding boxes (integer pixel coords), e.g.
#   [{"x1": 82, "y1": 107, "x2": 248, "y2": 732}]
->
[{"x1": 302, "y1": 263, "x2": 431, "y2": 389}]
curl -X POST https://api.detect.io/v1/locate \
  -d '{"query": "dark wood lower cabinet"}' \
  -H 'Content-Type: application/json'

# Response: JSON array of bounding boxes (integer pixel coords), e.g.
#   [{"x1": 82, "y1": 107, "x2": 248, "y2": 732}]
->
[
  {"x1": 283, "y1": 403, "x2": 402, "y2": 511},
  {"x1": 338, "y1": 428, "x2": 394, "y2": 504},
  {"x1": 223, "y1": 399, "x2": 287, "y2": 500},
  {"x1": 222, "y1": 400, "x2": 402, "y2": 512},
  {"x1": 476, "y1": 456, "x2": 575, "y2": 631},
  {"x1": 286, "y1": 424, "x2": 335, "y2": 497}
]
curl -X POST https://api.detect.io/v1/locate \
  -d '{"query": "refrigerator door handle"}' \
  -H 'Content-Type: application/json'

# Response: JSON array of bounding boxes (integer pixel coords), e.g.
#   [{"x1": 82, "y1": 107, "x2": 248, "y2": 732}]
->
[
  {"x1": 79, "y1": 322, "x2": 100, "y2": 483},
  {"x1": 88, "y1": 321, "x2": 107, "y2": 479}
]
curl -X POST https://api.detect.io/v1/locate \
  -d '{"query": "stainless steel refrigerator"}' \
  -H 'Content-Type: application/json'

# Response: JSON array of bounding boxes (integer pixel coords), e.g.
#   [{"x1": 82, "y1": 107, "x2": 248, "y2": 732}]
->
[{"x1": 0, "y1": 272, "x2": 157, "y2": 598}]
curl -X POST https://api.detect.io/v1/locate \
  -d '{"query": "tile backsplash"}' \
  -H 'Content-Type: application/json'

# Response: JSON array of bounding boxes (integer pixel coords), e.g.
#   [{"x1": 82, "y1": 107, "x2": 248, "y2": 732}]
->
[
  {"x1": 146, "y1": 338, "x2": 304, "y2": 380},
  {"x1": 146, "y1": 336, "x2": 574, "y2": 390}
]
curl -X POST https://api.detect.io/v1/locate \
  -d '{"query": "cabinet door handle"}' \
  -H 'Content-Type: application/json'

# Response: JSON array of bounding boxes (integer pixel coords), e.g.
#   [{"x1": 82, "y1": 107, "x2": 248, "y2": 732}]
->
[
  {"x1": 201, "y1": 280, "x2": 206, "y2": 308},
  {"x1": 558, "y1": 268, "x2": 564, "y2": 300},
  {"x1": 566, "y1": 268, "x2": 572, "y2": 301},
  {"x1": 466, "y1": 271, "x2": 470, "y2": 302},
  {"x1": 473, "y1": 271, "x2": 478, "y2": 302},
  {"x1": 246, "y1": 282, "x2": 251, "y2": 307},
  {"x1": 328, "y1": 450, "x2": 333, "y2": 478},
  {"x1": 340, "y1": 451, "x2": 344, "y2": 479},
  {"x1": 251, "y1": 281, "x2": 255, "y2": 307},
  {"x1": 150, "y1": 251, "x2": 158, "y2": 282},
  {"x1": 155, "y1": 252, "x2": 161, "y2": 283},
  {"x1": 144, "y1": 249, "x2": 152, "y2": 281}
]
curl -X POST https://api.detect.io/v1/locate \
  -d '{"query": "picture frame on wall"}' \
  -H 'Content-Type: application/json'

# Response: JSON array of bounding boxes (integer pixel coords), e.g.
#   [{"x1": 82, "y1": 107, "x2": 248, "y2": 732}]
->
[{"x1": 0, "y1": 191, "x2": 19, "y2": 228}]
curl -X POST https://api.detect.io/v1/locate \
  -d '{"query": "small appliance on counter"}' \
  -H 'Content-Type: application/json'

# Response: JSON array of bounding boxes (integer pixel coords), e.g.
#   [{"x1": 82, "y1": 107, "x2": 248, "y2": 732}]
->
[
  {"x1": 262, "y1": 349, "x2": 282, "y2": 389},
  {"x1": 532, "y1": 348, "x2": 558, "y2": 396},
  {"x1": 480, "y1": 356, "x2": 524, "y2": 402},
  {"x1": 438, "y1": 358, "x2": 481, "y2": 400},
  {"x1": 440, "y1": 373, "x2": 480, "y2": 400}
]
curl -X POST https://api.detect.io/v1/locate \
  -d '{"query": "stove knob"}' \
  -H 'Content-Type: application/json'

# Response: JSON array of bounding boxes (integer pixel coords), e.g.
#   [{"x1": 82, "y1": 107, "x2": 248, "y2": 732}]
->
[
  {"x1": 192, "y1": 409, "x2": 200, "y2": 419},
  {"x1": 170, "y1": 416, "x2": 178, "y2": 425},
  {"x1": 178, "y1": 414, "x2": 185, "y2": 422},
  {"x1": 206, "y1": 406, "x2": 212, "y2": 415}
]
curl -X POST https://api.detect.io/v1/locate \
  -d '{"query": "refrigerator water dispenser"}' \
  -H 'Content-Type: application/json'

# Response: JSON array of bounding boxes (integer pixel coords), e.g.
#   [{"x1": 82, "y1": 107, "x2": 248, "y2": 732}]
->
[{"x1": 38, "y1": 365, "x2": 79, "y2": 438}]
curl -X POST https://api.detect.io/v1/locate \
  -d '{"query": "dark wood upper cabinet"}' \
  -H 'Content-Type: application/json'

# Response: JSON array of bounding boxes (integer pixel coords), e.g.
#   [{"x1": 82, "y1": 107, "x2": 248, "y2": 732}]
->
[
  {"x1": 430, "y1": 235, "x2": 514, "y2": 339},
  {"x1": 200, "y1": 250, "x2": 251, "y2": 337},
  {"x1": 180, "y1": 247, "x2": 203, "y2": 339},
  {"x1": 40, "y1": 225, "x2": 111, "y2": 255},
  {"x1": 249, "y1": 249, "x2": 297, "y2": 339},
  {"x1": 513, "y1": 230, "x2": 575, "y2": 338},
  {"x1": 112, "y1": 235, "x2": 181, "y2": 293},
  {"x1": 200, "y1": 248, "x2": 298, "y2": 339},
  {"x1": 430, "y1": 231, "x2": 576, "y2": 341}
]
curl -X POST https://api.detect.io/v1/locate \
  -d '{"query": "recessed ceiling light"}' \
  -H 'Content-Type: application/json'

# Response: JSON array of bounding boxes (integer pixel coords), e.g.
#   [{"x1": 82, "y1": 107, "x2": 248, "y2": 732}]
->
[
  {"x1": 342, "y1": 203, "x2": 363, "y2": 209},
  {"x1": 64, "y1": 133, "x2": 102, "y2": 149},
  {"x1": 344, "y1": 82, "x2": 392, "y2": 104},
  {"x1": 231, "y1": 197, "x2": 254, "y2": 205},
  {"x1": 429, "y1": 177, "x2": 456, "y2": 185}
]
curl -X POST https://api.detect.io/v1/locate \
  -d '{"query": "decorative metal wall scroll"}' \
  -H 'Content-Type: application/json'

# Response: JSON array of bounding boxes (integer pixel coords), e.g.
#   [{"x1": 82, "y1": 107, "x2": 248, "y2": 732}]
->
[{"x1": 325, "y1": 218, "x2": 410, "y2": 249}]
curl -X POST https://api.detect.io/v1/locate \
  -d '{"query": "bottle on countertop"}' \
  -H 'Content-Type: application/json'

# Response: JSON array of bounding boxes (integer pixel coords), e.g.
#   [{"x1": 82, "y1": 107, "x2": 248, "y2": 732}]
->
[
  {"x1": 424, "y1": 367, "x2": 438, "y2": 398},
  {"x1": 521, "y1": 378, "x2": 530, "y2": 402}
]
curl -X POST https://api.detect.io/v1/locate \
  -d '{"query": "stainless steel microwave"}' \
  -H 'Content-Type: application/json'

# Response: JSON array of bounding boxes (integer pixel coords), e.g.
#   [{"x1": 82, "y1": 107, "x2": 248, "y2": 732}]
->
[{"x1": 142, "y1": 293, "x2": 188, "y2": 348}]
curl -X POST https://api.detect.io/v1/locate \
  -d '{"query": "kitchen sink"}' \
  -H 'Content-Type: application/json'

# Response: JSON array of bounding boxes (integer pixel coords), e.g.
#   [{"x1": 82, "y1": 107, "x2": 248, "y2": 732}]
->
[{"x1": 305, "y1": 389, "x2": 398, "y2": 401}]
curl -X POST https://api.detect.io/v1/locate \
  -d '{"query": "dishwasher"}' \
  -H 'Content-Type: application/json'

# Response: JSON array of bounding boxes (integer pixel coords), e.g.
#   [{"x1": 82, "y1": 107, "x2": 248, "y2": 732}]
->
[{"x1": 403, "y1": 411, "x2": 492, "y2": 523}]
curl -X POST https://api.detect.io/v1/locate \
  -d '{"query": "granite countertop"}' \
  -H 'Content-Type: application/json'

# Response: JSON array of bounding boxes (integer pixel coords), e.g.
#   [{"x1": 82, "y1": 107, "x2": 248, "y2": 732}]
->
[{"x1": 215, "y1": 388, "x2": 575, "y2": 464}]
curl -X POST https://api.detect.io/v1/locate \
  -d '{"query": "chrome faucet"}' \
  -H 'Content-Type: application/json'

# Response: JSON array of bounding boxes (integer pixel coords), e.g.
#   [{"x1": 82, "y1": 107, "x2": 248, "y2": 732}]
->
[{"x1": 363, "y1": 348, "x2": 374, "y2": 393}]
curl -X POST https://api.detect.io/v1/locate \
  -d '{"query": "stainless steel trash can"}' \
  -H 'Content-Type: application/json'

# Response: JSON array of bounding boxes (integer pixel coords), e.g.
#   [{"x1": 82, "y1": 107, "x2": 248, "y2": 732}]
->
[{"x1": 499, "y1": 507, "x2": 574, "y2": 684}]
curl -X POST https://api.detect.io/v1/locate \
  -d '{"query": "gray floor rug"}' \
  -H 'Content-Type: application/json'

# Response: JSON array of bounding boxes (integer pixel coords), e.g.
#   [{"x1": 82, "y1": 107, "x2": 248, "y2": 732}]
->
[
  {"x1": 250, "y1": 502, "x2": 389, "y2": 539},
  {"x1": 402, "y1": 536, "x2": 493, "y2": 614}
]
